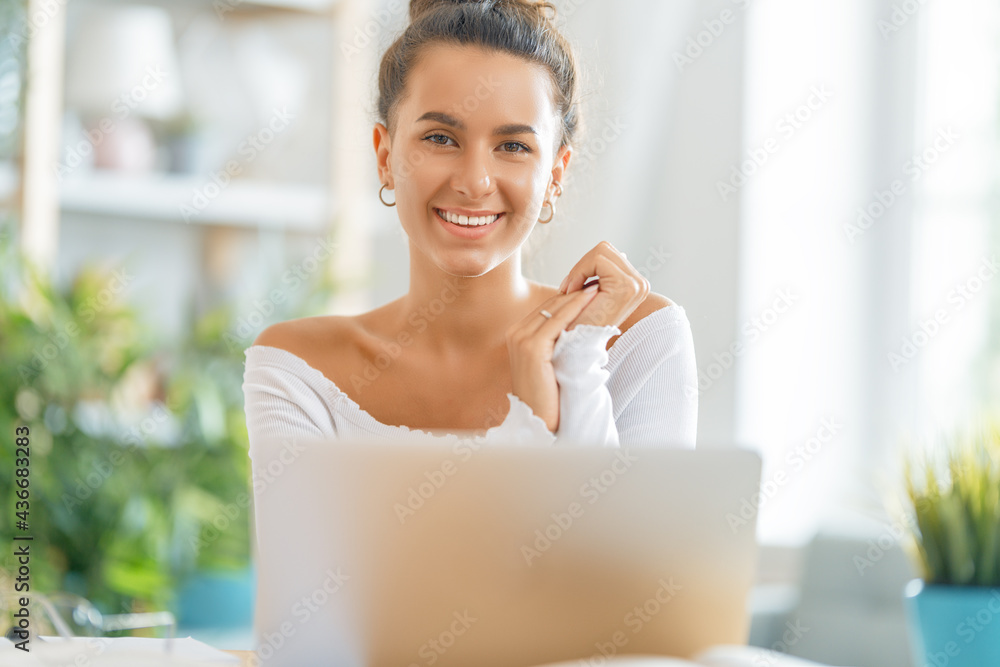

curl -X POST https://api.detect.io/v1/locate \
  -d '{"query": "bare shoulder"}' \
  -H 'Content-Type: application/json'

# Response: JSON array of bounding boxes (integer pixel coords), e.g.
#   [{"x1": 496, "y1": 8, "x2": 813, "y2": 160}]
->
[
  {"x1": 252, "y1": 315, "x2": 359, "y2": 356},
  {"x1": 607, "y1": 292, "x2": 675, "y2": 350}
]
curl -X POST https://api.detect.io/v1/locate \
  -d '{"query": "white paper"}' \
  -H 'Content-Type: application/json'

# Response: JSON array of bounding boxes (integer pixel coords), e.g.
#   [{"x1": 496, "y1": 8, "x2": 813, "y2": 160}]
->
[{"x1": 0, "y1": 636, "x2": 241, "y2": 666}]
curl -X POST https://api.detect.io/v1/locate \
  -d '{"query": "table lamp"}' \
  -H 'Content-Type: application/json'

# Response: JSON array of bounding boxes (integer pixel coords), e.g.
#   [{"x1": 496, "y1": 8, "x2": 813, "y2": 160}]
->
[{"x1": 64, "y1": 5, "x2": 185, "y2": 172}]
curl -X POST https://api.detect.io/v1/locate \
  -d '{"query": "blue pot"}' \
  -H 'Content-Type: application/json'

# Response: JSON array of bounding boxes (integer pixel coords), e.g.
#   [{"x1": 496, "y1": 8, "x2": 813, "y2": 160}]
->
[
  {"x1": 176, "y1": 566, "x2": 255, "y2": 629},
  {"x1": 903, "y1": 579, "x2": 1000, "y2": 667}
]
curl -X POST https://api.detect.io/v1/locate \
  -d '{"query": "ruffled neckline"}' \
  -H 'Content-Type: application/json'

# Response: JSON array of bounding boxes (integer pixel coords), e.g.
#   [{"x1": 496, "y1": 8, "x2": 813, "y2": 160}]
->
[{"x1": 244, "y1": 305, "x2": 687, "y2": 440}]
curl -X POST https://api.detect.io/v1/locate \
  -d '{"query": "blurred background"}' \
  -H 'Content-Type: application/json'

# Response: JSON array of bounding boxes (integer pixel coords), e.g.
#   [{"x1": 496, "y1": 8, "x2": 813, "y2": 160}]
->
[{"x1": 0, "y1": 0, "x2": 998, "y2": 664}]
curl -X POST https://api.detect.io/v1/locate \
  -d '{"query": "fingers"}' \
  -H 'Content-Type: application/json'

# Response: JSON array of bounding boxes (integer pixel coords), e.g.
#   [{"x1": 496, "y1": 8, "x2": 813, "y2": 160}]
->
[
  {"x1": 536, "y1": 284, "x2": 600, "y2": 336},
  {"x1": 559, "y1": 241, "x2": 633, "y2": 294},
  {"x1": 520, "y1": 284, "x2": 599, "y2": 338}
]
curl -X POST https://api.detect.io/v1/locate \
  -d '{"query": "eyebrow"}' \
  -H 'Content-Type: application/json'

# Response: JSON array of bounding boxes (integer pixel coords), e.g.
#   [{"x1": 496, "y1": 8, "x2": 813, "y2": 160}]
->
[{"x1": 416, "y1": 111, "x2": 537, "y2": 136}]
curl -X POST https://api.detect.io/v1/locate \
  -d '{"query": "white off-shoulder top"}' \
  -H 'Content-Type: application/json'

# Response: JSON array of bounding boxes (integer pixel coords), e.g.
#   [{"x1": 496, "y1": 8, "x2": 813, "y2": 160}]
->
[{"x1": 242, "y1": 305, "x2": 698, "y2": 455}]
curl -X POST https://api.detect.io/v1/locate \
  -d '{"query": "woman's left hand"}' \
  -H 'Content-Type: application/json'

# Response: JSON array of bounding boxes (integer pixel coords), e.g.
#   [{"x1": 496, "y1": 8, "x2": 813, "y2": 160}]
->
[{"x1": 558, "y1": 241, "x2": 651, "y2": 330}]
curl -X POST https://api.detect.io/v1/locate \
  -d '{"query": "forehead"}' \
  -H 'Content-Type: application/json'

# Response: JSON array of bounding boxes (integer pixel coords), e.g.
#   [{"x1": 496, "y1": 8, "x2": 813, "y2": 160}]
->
[{"x1": 400, "y1": 43, "x2": 558, "y2": 132}]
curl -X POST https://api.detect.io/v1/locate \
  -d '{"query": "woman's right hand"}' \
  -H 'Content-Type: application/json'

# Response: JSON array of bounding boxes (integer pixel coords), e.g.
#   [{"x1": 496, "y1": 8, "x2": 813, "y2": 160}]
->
[{"x1": 505, "y1": 284, "x2": 600, "y2": 432}]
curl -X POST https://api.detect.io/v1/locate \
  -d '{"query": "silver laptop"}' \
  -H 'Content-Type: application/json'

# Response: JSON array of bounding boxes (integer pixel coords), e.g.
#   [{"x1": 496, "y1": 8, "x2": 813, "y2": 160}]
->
[{"x1": 248, "y1": 435, "x2": 762, "y2": 667}]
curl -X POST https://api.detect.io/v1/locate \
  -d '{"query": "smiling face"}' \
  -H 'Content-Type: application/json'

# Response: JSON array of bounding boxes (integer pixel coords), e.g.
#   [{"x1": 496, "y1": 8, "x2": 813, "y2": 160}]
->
[{"x1": 375, "y1": 43, "x2": 571, "y2": 277}]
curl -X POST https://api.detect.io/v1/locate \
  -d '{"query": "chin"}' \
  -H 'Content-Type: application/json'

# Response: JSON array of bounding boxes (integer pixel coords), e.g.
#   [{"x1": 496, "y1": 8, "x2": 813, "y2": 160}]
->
[{"x1": 437, "y1": 255, "x2": 496, "y2": 279}]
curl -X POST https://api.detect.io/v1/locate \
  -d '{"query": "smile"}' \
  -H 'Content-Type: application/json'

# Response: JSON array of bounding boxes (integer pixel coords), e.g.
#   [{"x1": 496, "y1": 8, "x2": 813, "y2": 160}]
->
[
  {"x1": 435, "y1": 208, "x2": 503, "y2": 227},
  {"x1": 434, "y1": 208, "x2": 504, "y2": 240}
]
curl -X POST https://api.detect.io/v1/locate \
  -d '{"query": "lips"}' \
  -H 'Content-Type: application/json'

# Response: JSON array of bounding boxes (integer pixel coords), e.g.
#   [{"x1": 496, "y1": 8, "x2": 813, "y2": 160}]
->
[
  {"x1": 434, "y1": 208, "x2": 504, "y2": 239},
  {"x1": 435, "y1": 208, "x2": 502, "y2": 227}
]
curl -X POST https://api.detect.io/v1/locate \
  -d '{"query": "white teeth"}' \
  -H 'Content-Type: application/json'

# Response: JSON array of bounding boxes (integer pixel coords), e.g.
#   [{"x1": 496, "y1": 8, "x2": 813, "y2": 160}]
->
[{"x1": 438, "y1": 209, "x2": 500, "y2": 226}]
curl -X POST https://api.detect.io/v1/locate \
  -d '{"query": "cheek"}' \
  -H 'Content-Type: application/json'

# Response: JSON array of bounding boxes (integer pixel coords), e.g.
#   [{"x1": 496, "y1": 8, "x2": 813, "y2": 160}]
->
[
  {"x1": 501, "y1": 161, "x2": 548, "y2": 208},
  {"x1": 394, "y1": 156, "x2": 442, "y2": 206}
]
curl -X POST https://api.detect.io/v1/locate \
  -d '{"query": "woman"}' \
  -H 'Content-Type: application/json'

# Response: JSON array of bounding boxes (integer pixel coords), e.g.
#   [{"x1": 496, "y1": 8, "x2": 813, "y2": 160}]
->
[{"x1": 242, "y1": 0, "x2": 697, "y2": 450}]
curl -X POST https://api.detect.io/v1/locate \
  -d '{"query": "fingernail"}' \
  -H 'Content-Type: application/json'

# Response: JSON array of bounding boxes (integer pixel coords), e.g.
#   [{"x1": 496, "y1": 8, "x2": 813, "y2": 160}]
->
[
  {"x1": 584, "y1": 283, "x2": 599, "y2": 293},
  {"x1": 559, "y1": 277, "x2": 568, "y2": 293}
]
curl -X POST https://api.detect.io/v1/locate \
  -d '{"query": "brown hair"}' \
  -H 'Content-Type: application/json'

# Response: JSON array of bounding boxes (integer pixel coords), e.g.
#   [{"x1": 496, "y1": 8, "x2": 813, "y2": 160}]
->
[{"x1": 377, "y1": 0, "x2": 581, "y2": 151}]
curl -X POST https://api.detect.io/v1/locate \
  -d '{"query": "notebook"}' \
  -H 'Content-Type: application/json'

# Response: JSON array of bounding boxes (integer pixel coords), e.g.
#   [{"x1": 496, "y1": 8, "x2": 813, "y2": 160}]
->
[{"x1": 249, "y1": 436, "x2": 763, "y2": 666}]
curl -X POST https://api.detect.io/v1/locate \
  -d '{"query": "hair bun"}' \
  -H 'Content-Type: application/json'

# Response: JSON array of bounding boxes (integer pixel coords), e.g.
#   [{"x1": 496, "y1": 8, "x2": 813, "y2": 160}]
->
[{"x1": 409, "y1": 0, "x2": 556, "y2": 23}]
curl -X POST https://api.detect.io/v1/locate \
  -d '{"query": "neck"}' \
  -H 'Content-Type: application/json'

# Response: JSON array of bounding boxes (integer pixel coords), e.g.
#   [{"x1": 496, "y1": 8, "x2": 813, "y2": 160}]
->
[{"x1": 400, "y1": 246, "x2": 536, "y2": 353}]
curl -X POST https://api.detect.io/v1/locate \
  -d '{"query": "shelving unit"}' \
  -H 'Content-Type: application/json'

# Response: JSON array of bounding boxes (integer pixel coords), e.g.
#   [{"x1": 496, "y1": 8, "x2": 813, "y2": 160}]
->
[
  {"x1": 58, "y1": 0, "x2": 341, "y2": 230},
  {"x1": 59, "y1": 172, "x2": 331, "y2": 231},
  {"x1": 12, "y1": 0, "x2": 381, "y2": 331}
]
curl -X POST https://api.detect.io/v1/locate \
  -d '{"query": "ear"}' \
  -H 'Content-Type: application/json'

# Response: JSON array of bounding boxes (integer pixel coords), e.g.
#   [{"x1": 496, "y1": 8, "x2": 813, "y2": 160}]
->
[
  {"x1": 374, "y1": 123, "x2": 393, "y2": 188},
  {"x1": 549, "y1": 143, "x2": 572, "y2": 197}
]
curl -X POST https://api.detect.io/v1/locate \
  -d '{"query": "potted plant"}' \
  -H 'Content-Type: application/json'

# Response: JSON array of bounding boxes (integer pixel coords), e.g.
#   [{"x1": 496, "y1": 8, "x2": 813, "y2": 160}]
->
[
  {"x1": 1, "y1": 222, "x2": 340, "y2": 632},
  {"x1": 0, "y1": 231, "x2": 255, "y2": 622},
  {"x1": 901, "y1": 420, "x2": 1000, "y2": 666}
]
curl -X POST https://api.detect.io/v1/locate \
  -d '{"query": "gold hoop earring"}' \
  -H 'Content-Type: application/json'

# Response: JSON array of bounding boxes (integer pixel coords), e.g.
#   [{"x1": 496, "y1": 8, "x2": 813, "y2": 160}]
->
[
  {"x1": 379, "y1": 184, "x2": 396, "y2": 207},
  {"x1": 538, "y1": 200, "x2": 555, "y2": 224}
]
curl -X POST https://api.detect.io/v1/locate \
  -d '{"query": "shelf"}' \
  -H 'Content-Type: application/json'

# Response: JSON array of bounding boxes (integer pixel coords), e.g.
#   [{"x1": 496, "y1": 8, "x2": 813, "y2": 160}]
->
[
  {"x1": 78, "y1": 0, "x2": 338, "y2": 12},
  {"x1": 241, "y1": 0, "x2": 338, "y2": 10},
  {"x1": 59, "y1": 172, "x2": 331, "y2": 231}
]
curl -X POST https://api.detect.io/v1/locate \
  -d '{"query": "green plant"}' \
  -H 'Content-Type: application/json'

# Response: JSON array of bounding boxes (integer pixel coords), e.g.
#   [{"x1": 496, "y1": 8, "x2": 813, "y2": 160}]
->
[
  {"x1": 0, "y1": 232, "x2": 250, "y2": 616},
  {"x1": 1, "y1": 221, "x2": 340, "y2": 619},
  {"x1": 903, "y1": 419, "x2": 1000, "y2": 586}
]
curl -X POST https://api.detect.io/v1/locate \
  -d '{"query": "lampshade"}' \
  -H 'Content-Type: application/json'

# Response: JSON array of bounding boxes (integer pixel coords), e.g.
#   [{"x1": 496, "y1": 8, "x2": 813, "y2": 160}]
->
[{"x1": 65, "y1": 5, "x2": 184, "y2": 120}]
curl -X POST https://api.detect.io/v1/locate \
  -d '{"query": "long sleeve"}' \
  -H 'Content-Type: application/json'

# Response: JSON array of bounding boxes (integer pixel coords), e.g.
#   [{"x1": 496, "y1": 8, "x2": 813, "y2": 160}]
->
[
  {"x1": 477, "y1": 325, "x2": 621, "y2": 448},
  {"x1": 481, "y1": 306, "x2": 698, "y2": 448},
  {"x1": 551, "y1": 323, "x2": 622, "y2": 447},
  {"x1": 606, "y1": 306, "x2": 698, "y2": 448}
]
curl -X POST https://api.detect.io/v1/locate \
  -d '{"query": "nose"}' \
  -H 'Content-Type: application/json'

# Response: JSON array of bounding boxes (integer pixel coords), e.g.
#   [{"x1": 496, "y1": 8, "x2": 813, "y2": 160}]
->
[{"x1": 450, "y1": 144, "x2": 494, "y2": 200}]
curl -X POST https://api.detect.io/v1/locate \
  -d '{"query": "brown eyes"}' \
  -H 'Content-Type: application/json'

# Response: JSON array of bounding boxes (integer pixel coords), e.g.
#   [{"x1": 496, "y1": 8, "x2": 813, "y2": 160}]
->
[
  {"x1": 501, "y1": 141, "x2": 531, "y2": 154},
  {"x1": 422, "y1": 134, "x2": 532, "y2": 154}
]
